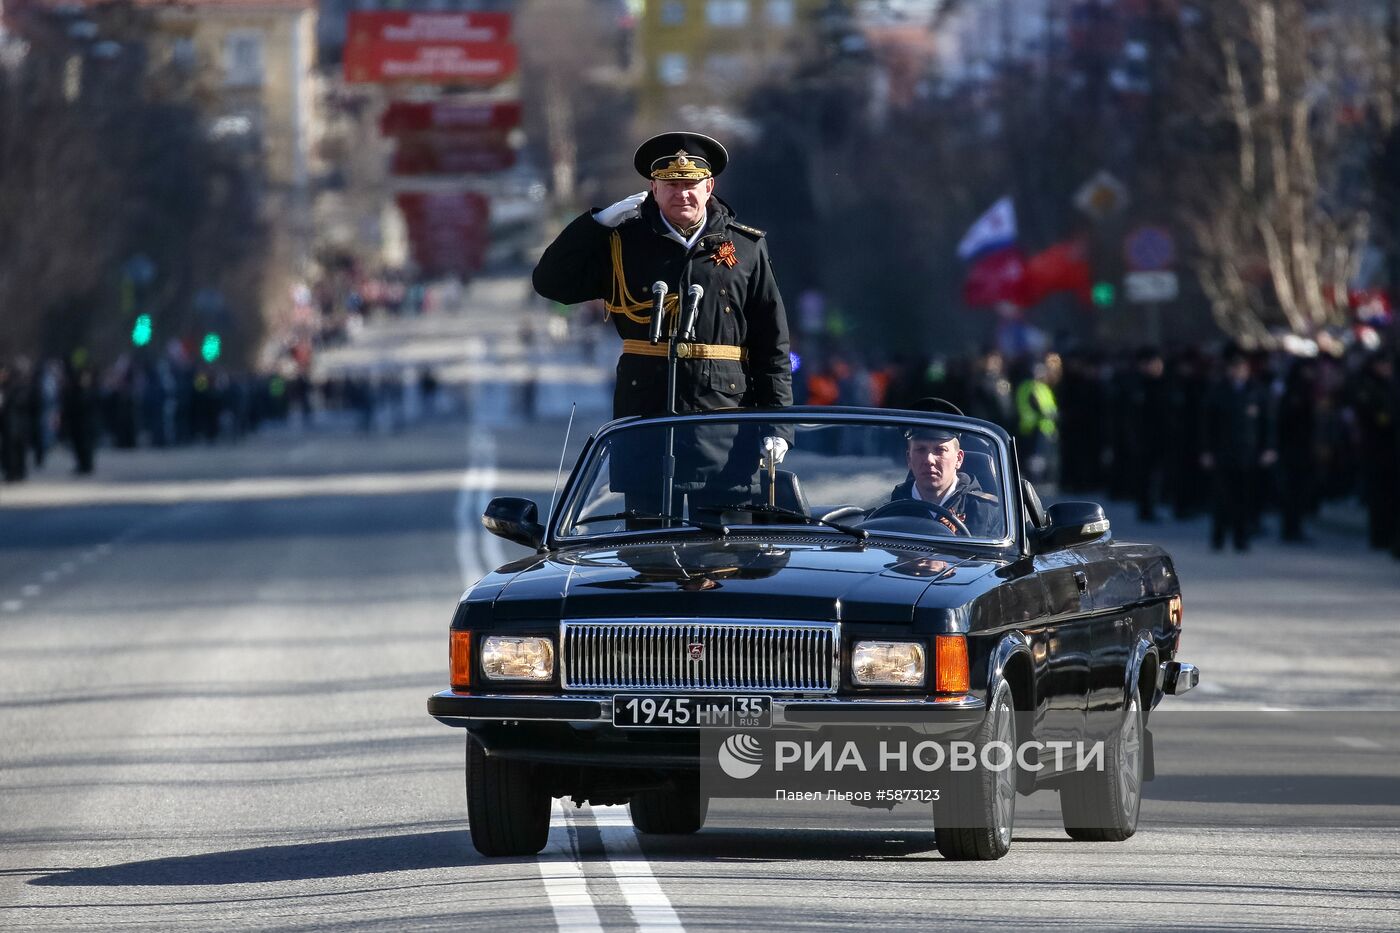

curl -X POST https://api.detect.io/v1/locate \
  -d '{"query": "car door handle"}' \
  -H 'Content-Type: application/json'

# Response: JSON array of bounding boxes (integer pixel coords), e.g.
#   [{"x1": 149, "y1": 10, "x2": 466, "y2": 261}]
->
[{"x1": 1073, "y1": 570, "x2": 1088, "y2": 595}]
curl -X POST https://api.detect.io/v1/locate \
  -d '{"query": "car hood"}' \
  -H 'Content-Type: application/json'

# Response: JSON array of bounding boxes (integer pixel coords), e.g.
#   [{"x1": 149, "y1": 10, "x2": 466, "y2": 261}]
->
[{"x1": 483, "y1": 538, "x2": 1002, "y2": 624}]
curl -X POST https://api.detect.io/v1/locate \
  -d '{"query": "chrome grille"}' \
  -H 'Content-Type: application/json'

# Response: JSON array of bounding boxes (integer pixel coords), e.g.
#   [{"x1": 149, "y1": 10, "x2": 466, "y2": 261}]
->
[{"x1": 561, "y1": 619, "x2": 838, "y2": 693}]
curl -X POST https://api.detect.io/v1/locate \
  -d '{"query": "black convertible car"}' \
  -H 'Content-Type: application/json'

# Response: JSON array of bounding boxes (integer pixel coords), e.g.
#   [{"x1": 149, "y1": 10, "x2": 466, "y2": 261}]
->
[{"x1": 428, "y1": 407, "x2": 1197, "y2": 860}]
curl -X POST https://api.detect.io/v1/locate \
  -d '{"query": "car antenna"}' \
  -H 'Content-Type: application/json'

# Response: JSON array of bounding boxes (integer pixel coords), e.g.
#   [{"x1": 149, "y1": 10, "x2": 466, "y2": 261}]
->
[{"x1": 547, "y1": 402, "x2": 577, "y2": 523}]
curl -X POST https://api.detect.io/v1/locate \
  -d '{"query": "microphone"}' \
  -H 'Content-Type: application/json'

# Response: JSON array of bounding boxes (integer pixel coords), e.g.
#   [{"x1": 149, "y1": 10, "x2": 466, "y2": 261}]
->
[
  {"x1": 649, "y1": 281, "x2": 669, "y2": 344},
  {"x1": 681, "y1": 284, "x2": 704, "y2": 340}
]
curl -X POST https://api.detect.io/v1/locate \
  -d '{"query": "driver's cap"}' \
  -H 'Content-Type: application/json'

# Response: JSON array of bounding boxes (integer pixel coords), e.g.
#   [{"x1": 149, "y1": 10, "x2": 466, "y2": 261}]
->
[{"x1": 904, "y1": 425, "x2": 958, "y2": 443}]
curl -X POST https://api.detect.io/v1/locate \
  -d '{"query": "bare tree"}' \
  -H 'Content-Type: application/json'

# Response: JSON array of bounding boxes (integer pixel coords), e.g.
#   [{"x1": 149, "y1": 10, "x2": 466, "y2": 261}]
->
[{"x1": 1171, "y1": 1, "x2": 1388, "y2": 345}]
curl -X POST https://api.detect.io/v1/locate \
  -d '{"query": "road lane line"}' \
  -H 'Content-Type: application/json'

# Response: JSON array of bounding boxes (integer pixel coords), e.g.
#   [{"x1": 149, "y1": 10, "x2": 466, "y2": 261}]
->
[
  {"x1": 471, "y1": 428, "x2": 508, "y2": 575},
  {"x1": 539, "y1": 799, "x2": 605, "y2": 933},
  {"x1": 20, "y1": 585, "x2": 40, "y2": 597},
  {"x1": 1336, "y1": 736, "x2": 1383, "y2": 750},
  {"x1": 582, "y1": 806, "x2": 686, "y2": 932},
  {"x1": 2, "y1": 600, "x2": 22, "y2": 613},
  {"x1": 40, "y1": 570, "x2": 59, "y2": 583}
]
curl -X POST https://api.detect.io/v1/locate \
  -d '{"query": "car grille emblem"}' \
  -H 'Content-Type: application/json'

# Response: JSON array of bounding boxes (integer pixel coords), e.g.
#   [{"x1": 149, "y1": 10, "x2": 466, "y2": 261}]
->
[{"x1": 687, "y1": 642, "x2": 705, "y2": 662}]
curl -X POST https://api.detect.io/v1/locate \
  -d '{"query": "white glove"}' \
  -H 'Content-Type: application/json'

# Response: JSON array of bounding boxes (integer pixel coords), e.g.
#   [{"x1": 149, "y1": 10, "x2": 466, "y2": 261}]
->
[
  {"x1": 762, "y1": 436, "x2": 789, "y2": 464},
  {"x1": 593, "y1": 191, "x2": 647, "y2": 228}
]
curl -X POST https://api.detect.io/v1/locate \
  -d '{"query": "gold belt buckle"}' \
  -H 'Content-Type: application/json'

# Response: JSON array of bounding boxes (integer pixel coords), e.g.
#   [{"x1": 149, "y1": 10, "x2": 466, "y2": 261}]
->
[{"x1": 676, "y1": 342, "x2": 693, "y2": 359}]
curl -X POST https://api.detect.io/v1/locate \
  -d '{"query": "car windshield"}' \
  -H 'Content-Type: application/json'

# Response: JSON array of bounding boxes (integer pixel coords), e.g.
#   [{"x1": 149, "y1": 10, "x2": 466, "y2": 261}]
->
[{"x1": 557, "y1": 415, "x2": 1011, "y2": 543}]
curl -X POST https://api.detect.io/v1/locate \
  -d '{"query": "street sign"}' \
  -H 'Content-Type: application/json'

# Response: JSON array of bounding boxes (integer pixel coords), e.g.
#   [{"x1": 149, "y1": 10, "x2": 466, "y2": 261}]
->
[
  {"x1": 1073, "y1": 171, "x2": 1129, "y2": 220},
  {"x1": 1125, "y1": 271, "x2": 1179, "y2": 304},
  {"x1": 347, "y1": 12, "x2": 512, "y2": 45},
  {"x1": 1124, "y1": 225, "x2": 1176, "y2": 272},
  {"x1": 392, "y1": 132, "x2": 517, "y2": 175},
  {"x1": 344, "y1": 41, "x2": 517, "y2": 85},
  {"x1": 380, "y1": 100, "x2": 522, "y2": 136}
]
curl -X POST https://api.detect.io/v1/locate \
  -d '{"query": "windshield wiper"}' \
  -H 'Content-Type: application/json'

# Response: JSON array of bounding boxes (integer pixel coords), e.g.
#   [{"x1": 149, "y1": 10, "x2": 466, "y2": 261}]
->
[
  {"x1": 700, "y1": 504, "x2": 869, "y2": 541},
  {"x1": 573, "y1": 508, "x2": 730, "y2": 536}
]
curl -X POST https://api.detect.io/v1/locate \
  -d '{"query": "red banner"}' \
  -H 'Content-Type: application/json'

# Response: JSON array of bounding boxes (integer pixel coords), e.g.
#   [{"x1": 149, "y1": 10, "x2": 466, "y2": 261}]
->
[
  {"x1": 344, "y1": 41, "x2": 517, "y2": 85},
  {"x1": 347, "y1": 12, "x2": 512, "y2": 45},
  {"x1": 380, "y1": 100, "x2": 522, "y2": 136},
  {"x1": 397, "y1": 192, "x2": 491, "y2": 276},
  {"x1": 392, "y1": 133, "x2": 517, "y2": 175},
  {"x1": 963, "y1": 247, "x2": 1029, "y2": 309}
]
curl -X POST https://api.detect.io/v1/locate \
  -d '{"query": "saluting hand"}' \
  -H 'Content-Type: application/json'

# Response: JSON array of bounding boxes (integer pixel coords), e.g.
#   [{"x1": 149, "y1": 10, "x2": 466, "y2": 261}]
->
[{"x1": 593, "y1": 191, "x2": 648, "y2": 228}]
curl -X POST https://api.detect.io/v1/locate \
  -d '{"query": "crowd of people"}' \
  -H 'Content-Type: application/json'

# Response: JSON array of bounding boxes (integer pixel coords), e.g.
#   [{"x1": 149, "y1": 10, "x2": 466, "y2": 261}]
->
[
  {"x1": 0, "y1": 353, "x2": 296, "y2": 480},
  {"x1": 800, "y1": 341, "x2": 1400, "y2": 557}
]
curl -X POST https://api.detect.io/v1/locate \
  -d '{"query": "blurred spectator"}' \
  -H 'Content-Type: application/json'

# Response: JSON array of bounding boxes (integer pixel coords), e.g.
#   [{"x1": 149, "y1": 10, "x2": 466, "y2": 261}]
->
[
  {"x1": 1014, "y1": 355, "x2": 1060, "y2": 488},
  {"x1": 1276, "y1": 357, "x2": 1320, "y2": 543},
  {"x1": 62, "y1": 358, "x2": 99, "y2": 475},
  {"x1": 1345, "y1": 351, "x2": 1397, "y2": 551},
  {"x1": 1125, "y1": 347, "x2": 1168, "y2": 522},
  {"x1": 0, "y1": 358, "x2": 33, "y2": 481},
  {"x1": 1200, "y1": 347, "x2": 1276, "y2": 552}
]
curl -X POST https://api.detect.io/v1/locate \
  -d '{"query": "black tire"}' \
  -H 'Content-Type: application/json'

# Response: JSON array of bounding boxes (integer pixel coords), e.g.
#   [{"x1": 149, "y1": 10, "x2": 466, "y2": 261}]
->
[
  {"x1": 465, "y1": 734, "x2": 551, "y2": 856},
  {"x1": 629, "y1": 777, "x2": 709, "y2": 835},
  {"x1": 1060, "y1": 690, "x2": 1143, "y2": 842},
  {"x1": 933, "y1": 680, "x2": 1017, "y2": 861}
]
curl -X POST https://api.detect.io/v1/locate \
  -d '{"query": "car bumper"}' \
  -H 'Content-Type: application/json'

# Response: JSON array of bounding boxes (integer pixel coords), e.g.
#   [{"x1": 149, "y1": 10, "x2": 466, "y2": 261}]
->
[
  {"x1": 429, "y1": 691, "x2": 988, "y2": 768},
  {"x1": 428, "y1": 690, "x2": 985, "y2": 726}
]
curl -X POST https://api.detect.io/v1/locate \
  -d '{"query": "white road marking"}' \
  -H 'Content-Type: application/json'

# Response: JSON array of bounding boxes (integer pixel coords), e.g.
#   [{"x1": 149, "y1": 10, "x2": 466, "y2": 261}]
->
[
  {"x1": 1335, "y1": 736, "x2": 1383, "y2": 750},
  {"x1": 589, "y1": 809, "x2": 686, "y2": 932},
  {"x1": 472, "y1": 428, "x2": 508, "y2": 574},
  {"x1": 95, "y1": 543, "x2": 112, "y2": 555},
  {"x1": 539, "y1": 800, "x2": 605, "y2": 933},
  {"x1": 0, "y1": 468, "x2": 558, "y2": 510},
  {"x1": 1193, "y1": 680, "x2": 1227, "y2": 695},
  {"x1": 41, "y1": 570, "x2": 59, "y2": 583},
  {"x1": 59, "y1": 562, "x2": 75, "y2": 574},
  {"x1": 21, "y1": 585, "x2": 41, "y2": 597},
  {"x1": 2, "y1": 600, "x2": 22, "y2": 612}
]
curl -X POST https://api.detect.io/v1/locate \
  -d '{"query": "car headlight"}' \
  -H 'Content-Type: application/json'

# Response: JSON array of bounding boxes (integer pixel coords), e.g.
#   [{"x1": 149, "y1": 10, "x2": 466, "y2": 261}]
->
[
  {"x1": 480, "y1": 636, "x2": 555, "y2": 682},
  {"x1": 852, "y1": 641, "x2": 926, "y2": 687}
]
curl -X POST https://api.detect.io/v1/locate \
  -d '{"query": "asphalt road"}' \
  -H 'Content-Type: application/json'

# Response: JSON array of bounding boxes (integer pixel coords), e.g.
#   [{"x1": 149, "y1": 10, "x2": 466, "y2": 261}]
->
[{"x1": 3, "y1": 303, "x2": 1399, "y2": 931}]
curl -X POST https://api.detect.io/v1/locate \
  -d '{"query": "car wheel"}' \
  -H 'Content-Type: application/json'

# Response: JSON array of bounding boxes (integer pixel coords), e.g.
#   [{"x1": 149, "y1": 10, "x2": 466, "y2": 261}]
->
[
  {"x1": 1059, "y1": 689, "x2": 1143, "y2": 842},
  {"x1": 933, "y1": 679, "x2": 1017, "y2": 861},
  {"x1": 629, "y1": 776, "x2": 709, "y2": 834},
  {"x1": 465, "y1": 734, "x2": 551, "y2": 856}
]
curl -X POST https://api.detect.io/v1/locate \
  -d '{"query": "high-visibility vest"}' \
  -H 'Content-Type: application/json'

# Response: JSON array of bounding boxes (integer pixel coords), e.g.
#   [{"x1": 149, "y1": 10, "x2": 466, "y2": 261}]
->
[{"x1": 1016, "y1": 379, "x2": 1058, "y2": 438}]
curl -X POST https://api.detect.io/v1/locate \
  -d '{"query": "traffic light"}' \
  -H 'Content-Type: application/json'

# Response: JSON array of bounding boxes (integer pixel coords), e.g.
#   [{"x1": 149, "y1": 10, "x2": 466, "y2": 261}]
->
[
  {"x1": 1092, "y1": 282, "x2": 1117, "y2": 308},
  {"x1": 200, "y1": 331, "x2": 222, "y2": 363},
  {"x1": 131, "y1": 314, "x2": 153, "y2": 347}
]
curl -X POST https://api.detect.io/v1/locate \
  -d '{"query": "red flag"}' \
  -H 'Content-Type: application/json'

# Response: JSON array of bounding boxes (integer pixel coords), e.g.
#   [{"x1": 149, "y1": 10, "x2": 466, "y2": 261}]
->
[
  {"x1": 963, "y1": 247, "x2": 1029, "y2": 308},
  {"x1": 1024, "y1": 239, "x2": 1092, "y2": 306}
]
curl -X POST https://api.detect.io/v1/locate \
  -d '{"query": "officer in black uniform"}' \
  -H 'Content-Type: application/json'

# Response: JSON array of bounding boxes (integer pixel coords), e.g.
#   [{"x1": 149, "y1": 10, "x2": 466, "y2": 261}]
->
[
  {"x1": 1346, "y1": 350, "x2": 1397, "y2": 551},
  {"x1": 1200, "y1": 347, "x2": 1276, "y2": 551},
  {"x1": 532, "y1": 131, "x2": 792, "y2": 424},
  {"x1": 533, "y1": 132, "x2": 793, "y2": 519},
  {"x1": 887, "y1": 426, "x2": 1002, "y2": 537}
]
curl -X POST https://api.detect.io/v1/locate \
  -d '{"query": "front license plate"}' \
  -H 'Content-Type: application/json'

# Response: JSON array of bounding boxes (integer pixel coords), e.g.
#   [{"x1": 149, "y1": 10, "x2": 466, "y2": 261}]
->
[{"x1": 612, "y1": 694, "x2": 771, "y2": 729}]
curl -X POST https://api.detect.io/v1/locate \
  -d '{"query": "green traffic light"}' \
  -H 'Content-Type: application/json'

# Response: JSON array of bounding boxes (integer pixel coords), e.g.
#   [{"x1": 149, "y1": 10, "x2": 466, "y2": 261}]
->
[
  {"x1": 200, "y1": 331, "x2": 222, "y2": 363},
  {"x1": 1092, "y1": 282, "x2": 1116, "y2": 308},
  {"x1": 131, "y1": 314, "x2": 153, "y2": 347}
]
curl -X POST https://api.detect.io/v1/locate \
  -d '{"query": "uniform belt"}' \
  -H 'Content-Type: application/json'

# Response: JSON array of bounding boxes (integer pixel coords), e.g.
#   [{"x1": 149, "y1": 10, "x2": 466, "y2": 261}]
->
[{"x1": 621, "y1": 339, "x2": 747, "y2": 361}]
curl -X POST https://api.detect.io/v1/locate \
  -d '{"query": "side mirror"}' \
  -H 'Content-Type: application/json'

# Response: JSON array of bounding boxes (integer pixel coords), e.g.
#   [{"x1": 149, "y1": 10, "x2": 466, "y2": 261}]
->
[
  {"x1": 1035, "y1": 501, "x2": 1110, "y2": 552},
  {"x1": 482, "y1": 497, "x2": 546, "y2": 550}
]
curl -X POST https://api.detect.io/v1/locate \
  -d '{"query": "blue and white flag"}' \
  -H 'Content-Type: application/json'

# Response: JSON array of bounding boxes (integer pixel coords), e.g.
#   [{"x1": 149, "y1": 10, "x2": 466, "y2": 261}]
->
[{"x1": 957, "y1": 196, "x2": 1018, "y2": 261}]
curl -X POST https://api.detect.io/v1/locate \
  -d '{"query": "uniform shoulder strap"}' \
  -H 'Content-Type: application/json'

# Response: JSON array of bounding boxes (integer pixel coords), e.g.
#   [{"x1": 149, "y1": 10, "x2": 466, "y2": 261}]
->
[{"x1": 728, "y1": 221, "x2": 766, "y2": 239}]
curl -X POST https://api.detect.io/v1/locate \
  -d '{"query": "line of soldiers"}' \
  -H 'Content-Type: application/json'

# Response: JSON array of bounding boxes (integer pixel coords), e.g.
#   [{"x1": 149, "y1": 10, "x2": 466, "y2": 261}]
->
[
  {"x1": 870, "y1": 342, "x2": 1399, "y2": 556},
  {"x1": 0, "y1": 356, "x2": 97, "y2": 479},
  {"x1": 1056, "y1": 344, "x2": 1399, "y2": 555}
]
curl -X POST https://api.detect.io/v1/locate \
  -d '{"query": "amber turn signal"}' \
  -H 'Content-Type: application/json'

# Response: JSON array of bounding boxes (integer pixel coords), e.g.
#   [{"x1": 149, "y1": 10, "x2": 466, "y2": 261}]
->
[
  {"x1": 1168, "y1": 594, "x2": 1183, "y2": 626},
  {"x1": 450, "y1": 630, "x2": 472, "y2": 690},
  {"x1": 934, "y1": 635, "x2": 970, "y2": 694}
]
